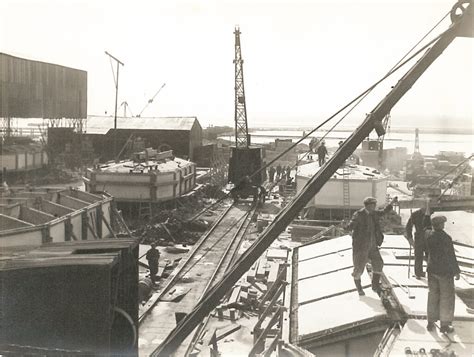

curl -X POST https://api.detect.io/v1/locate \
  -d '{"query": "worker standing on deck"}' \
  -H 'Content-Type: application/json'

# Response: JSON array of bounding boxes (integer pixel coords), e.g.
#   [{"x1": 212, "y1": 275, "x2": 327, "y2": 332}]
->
[
  {"x1": 269, "y1": 166, "x2": 276, "y2": 183},
  {"x1": 426, "y1": 214, "x2": 460, "y2": 333},
  {"x1": 405, "y1": 198, "x2": 432, "y2": 279},
  {"x1": 276, "y1": 164, "x2": 282, "y2": 179},
  {"x1": 347, "y1": 196, "x2": 396, "y2": 296},
  {"x1": 285, "y1": 165, "x2": 291, "y2": 181},
  {"x1": 317, "y1": 141, "x2": 328, "y2": 166},
  {"x1": 146, "y1": 243, "x2": 160, "y2": 285}
]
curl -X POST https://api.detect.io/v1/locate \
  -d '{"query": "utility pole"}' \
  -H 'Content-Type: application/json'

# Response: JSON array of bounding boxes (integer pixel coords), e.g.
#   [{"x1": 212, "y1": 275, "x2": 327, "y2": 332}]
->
[{"x1": 105, "y1": 51, "x2": 124, "y2": 159}]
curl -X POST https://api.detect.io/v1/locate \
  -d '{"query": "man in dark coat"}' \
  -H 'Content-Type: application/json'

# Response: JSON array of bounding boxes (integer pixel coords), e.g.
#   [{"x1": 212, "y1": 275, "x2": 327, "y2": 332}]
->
[
  {"x1": 405, "y1": 199, "x2": 432, "y2": 278},
  {"x1": 317, "y1": 141, "x2": 328, "y2": 166},
  {"x1": 269, "y1": 166, "x2": 276, "y2": 183},
  {"x1": 348, "y1": 196, "x2": 396, "y2": 295},
  {"x1": 426, "y1": 214, "x2": 460, "y2": 333},
  {"x1": 276, "y1": 164, "x2": 282, "y2": 179},
  {"x1": 146, "y1": 242, "x2": 160, "y2": 285}
]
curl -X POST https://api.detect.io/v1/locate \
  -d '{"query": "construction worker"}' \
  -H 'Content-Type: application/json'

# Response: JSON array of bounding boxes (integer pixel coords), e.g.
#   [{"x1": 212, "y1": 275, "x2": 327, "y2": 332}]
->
[
  {"x1": 276, "y1": 164, "x2": 282, "y2": 179},
  {"x1": 146, "y1": 243, "x2": 160, "y2": 285},
  {"x1": 347, "y1": 196, "x2": 396, "y2": 296},
  {"x1": 426, "y1": 214, "x2": 460, "y2": 333},
  {"x1": 405, "y1": 198, "x2": 432, "y2": 278},
  {"x1": 269, "y1": 166, "x2": 276, "y2": 183},
  {"x1": 317, "y1": 141, "x2": 328, "y2": 166},
  {"x1": 285, "y1": 165, "x2": 291, "y2": 180}
]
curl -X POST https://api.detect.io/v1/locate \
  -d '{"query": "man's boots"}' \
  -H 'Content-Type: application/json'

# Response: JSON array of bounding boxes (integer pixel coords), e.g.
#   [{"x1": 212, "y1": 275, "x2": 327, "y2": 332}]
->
[
  {"x1": 372, "y1": 273, "x2": 381, "y2": 294},
  {"x1": 440, "y1": 322, "x2": 455, "y2": 334},
  {"x1": 354, "y1": 279, "x2": 365, "y2": 296}
]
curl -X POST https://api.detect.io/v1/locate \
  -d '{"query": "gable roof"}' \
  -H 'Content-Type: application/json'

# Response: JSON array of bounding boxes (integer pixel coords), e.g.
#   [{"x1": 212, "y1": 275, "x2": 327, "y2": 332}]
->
[{"x1": 86, "y1": 115, "x2": 199, "y2": 135}]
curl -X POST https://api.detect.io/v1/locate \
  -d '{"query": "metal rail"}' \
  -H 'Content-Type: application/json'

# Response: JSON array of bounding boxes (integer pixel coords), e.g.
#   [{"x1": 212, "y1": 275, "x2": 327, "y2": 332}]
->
[
  {"x1": 139, "y1": 203, "x2": 233, "y2": 323},
  {"x1": 139, "y1": 202, "x2": 256, "y2": 356},
  {"x1": 181, "y1": 204, "x2": 257, "y2": 356}
]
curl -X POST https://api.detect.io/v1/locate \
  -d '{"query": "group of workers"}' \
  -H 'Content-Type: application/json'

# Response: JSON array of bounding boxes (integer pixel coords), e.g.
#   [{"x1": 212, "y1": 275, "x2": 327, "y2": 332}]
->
[
  {"x1": 268, "y1": 164, "x2": 292, "y2": 183},
  {"x1": 145, "y1": 177, "x2": 460, "y2": 335},
  {"x1": 347, "y1": 196, "x2": 460, "y2": 334}
]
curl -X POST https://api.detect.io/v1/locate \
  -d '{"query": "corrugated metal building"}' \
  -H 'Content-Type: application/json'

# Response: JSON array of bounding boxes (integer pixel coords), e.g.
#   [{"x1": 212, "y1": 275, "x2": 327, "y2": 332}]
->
[
  {"x1": 85, "y1": 115, "x2": 202, "y2": 161},
  {"x1": 0, "y1": 52, "x2": 87, "y2": 119}
]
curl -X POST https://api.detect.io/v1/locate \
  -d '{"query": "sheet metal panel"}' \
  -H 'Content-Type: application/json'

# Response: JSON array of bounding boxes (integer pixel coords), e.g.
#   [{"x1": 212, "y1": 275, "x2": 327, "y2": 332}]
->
[
  {"x1": 298, "y1": 290, "x2": 387, "y2": 337},
  {"x1": 298, "y1": 235, "x2": 352, "y2": 261},
  {"x1": 392, "y1": 287, "x2": 472, "y2": 319},
  {"x1": 298, "y1": 249, "x2": 353, "y2": 280},
  {"x1": 381, "y1": 234, "x2": 410, "y2": 249},
  {"x1": 298, "y1": 267, "x2": 366, "y2": 304},
  {"x1": 388, "y1": 319, "x2": 474, "y2": 356},
  {"x1": 0, "y1": 53, "x2": 87, "y2": 119}
]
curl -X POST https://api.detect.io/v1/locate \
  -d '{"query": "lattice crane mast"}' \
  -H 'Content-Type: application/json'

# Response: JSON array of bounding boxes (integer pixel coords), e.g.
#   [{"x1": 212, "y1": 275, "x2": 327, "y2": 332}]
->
[{"x1": 233, "y1": 26, "x2": 249, "y2": 148}]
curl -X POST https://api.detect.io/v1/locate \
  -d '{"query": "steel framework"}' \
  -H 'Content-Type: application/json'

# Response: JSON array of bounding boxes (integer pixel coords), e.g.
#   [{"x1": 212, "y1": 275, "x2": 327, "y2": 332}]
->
[{"x1": 233, "y1": 27, "x2": 249, "y2": 148}]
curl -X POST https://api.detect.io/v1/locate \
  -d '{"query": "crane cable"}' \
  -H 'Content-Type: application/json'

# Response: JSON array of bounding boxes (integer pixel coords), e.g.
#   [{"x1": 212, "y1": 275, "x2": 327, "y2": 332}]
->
[{"x1": 188, "y1": 10, "x2": 452, "y2": 223}]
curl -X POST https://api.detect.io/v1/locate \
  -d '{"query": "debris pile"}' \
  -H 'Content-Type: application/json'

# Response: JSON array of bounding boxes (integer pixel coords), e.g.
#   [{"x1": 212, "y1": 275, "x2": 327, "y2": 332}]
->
[
  {"x1": 135, "y1": 209, "x2": 208, "y2": 246},
  {"x1": 133, "y1": 185, "x2": 227, "y2": 245}
]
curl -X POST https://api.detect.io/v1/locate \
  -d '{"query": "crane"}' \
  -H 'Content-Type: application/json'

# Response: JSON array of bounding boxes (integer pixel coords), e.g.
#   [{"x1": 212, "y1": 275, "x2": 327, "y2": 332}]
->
[
  {"x1": 227, "y1": 26, "x2": 264, "y2": 192},
  {"x1": 152, "y1": 2, "x2": 473, "y2": 355},
  {"x1": 233, "y1": 26, "x2": 249, "y2": 148},
  {"x1": 136, "y1": 83, "x2": 166, "y2": 117}
]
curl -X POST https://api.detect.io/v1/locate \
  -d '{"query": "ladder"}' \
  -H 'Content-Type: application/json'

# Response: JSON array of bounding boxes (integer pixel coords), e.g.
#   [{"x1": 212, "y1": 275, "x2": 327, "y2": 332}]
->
[{"x1": 342, "y1": 164, "x2": 351, "y2": 221}]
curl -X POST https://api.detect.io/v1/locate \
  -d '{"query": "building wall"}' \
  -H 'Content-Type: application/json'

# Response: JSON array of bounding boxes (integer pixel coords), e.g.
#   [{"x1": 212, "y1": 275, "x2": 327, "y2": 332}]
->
[
  {"x1": 87, "y1": 129, "x2": 197, "y2": 161},
  {"x1": 0, "y1": 52, "x2": 87, "y2": 119},
  {"x1": 189, "y1": 120, "x2": 203, "y2": 160}
]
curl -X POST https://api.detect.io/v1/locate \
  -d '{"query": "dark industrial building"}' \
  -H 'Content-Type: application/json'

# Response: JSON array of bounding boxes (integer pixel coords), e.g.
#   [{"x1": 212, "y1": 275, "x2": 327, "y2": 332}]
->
[
  {"x1": 84, "y1": 115, "x2": 202, "y2": 161},
  {"x1": 0, "y1": 52, "x2": 87, "y2": 119}
]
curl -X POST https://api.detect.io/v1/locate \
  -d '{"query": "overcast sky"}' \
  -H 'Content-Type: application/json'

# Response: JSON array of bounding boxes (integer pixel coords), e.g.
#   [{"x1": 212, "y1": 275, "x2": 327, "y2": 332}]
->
[{"x1": 1, "y1": 0, "x2": 472, "y2": 129}]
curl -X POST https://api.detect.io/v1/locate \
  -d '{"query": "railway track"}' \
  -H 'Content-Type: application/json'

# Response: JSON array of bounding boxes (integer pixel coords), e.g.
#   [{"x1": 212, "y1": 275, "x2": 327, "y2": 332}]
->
[{"x1": 139, "y1": 201, "x2": 256, "y2": 356}]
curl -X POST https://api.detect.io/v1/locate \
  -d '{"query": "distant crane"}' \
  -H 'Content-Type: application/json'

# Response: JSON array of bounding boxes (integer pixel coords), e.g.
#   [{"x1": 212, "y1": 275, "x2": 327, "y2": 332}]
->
[
  {"x1": 233, "y1": 27, "x2": 249, "y2": 148},
  {"x1": 136, "y1": 83, "x2": 166, "y2": 117},
  {"x1": 227, "y1": 26, "x2": 264, "y2": 191},
  {"x1": 119, "y1": 101, "x2": 134, "y2": 117}
]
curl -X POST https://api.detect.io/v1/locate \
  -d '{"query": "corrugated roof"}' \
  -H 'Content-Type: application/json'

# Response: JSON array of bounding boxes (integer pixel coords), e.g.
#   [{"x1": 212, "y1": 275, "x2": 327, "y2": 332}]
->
[{"x1": 86, "y1": 115, "x2": 198, "y2": 135}]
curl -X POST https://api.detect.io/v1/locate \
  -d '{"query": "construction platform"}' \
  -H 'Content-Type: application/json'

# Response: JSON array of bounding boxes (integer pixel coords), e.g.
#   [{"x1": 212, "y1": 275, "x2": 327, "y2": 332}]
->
[{"x1": 0, "y1": 186, "x2": 116, "y2": 248}]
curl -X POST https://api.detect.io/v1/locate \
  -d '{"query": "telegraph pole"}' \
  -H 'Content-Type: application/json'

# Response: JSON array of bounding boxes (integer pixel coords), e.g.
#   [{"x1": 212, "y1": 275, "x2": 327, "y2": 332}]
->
[{"x1": 105, "y1": 51, "x2": 124, "y2": 159}]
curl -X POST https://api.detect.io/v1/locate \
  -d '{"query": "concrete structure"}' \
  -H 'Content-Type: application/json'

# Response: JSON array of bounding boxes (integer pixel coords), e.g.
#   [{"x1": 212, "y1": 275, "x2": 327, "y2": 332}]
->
[
  {"x1": 288, "y1": 234, "x2": 474, "y2": 356},
  {"x1": 263, "y1": 138, "x2": 297, "y2": 167},
  {"x1": 296, "y1": 163, "x2": 388, "y2": 210},
  {"x1": 0, "y1": 186, "x2": 115, "y2": 248},
  {"x1": 356, "y1": 142, "x2": 408, "y2": 172},
  {"x1": 86, "y1": 115, "x2": 202, "y2": 161},
  {"x1": 83, "y1": 150, "x2": 196, "y2": 203},
  {"x1": 0, "y1": 139, "x2": 48, "y2": 173}
]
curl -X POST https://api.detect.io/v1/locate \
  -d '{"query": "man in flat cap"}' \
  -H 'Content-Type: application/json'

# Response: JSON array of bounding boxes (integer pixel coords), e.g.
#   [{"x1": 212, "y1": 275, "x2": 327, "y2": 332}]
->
[
  {"x1": 426, "y1": 214, "x2": 460, "y2": 333},
  {"x1": 405, "y1": 198, "x2": 432, "y2": 278},
  {"x1": 347, "y1": 196, "x2": 397, "y2": 296}
]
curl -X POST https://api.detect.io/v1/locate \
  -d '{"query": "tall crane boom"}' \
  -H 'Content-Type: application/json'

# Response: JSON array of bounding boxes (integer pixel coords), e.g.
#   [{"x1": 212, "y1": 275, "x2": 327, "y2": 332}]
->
[
  {"x1": 233, "y1": 26, "x2": 249, "y2": 148},
  {"x1": 152, "y1": 2, "x2": 472, "y2": 356}
]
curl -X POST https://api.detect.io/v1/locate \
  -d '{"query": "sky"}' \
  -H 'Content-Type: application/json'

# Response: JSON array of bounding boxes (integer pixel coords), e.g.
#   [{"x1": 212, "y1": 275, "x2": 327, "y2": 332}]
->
[{"x1": 1, "y1": 0, "x2": 473, "y2": 130}]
